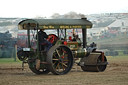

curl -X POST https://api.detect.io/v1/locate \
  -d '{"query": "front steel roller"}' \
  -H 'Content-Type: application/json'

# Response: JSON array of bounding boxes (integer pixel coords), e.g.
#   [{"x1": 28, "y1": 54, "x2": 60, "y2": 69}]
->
[
  {"x1": 47, "y1": 45, "x2": 74, "y2": 75},
  {"x1": 81, "y1": 53, "x2": 107, "y2": 72}
]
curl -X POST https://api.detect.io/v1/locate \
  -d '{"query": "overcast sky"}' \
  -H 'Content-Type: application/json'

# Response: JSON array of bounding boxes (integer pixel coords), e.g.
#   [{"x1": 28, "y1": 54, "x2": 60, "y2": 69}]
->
[{"x1": 0, "y1": 0, "x2": 128, "y2": 18}]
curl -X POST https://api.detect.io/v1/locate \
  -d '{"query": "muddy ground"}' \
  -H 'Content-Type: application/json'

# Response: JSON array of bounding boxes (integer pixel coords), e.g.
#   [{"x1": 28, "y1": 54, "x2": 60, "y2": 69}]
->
[{"x1": 0, "y1": 56, "x2": 128, "y2": 85}]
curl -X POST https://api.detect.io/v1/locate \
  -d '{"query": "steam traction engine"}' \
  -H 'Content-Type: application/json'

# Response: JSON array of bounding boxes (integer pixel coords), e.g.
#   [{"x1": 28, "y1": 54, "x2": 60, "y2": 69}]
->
[{"x1": 17, "y1": 19, "x2": 108, "y2": 75}]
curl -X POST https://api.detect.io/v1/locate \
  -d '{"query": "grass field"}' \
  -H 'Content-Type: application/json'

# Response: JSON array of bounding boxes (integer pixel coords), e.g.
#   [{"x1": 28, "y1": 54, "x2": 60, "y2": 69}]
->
[
  {"x1": 0, "y1": 55, "x2": 128, "y2": 85},
  {"x1": 0, "y1": 58, "x2": 21, "y2": 64}
]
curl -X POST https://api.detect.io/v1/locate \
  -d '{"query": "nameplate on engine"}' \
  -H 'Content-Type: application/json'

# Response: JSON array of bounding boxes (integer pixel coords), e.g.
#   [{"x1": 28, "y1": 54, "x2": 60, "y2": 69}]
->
[{"x1": 23, "y1": 48, "x2": 30, "y2": 51}]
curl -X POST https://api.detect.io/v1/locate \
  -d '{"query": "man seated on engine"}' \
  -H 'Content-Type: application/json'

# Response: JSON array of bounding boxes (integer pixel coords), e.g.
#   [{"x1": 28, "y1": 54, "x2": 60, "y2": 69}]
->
[
  {"x1": 72, "y1": 34, "x2": 81, "y2": 46},
  {"x1": 38, "y1": 29, "x2": 52, "y2": 51}
]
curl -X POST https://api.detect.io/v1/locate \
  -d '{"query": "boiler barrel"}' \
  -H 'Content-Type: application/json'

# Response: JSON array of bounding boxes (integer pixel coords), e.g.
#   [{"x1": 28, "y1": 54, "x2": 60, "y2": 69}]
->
[{"x1": 74, "y1": 48, "x2": 87, "y2": 58}]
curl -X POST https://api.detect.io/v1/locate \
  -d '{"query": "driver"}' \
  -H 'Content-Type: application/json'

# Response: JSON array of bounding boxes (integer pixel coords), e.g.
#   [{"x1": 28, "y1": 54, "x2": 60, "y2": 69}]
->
[{"x1": 38, "y1": 29, "x2": 52, "y2": 51}]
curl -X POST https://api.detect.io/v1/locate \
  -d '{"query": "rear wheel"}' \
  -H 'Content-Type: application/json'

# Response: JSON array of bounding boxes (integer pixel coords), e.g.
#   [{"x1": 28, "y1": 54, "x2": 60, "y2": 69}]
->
[
  {"x1": 47, "y1": 45, "x2": 73, "y2": 75},
  {"x1": 28, "y1": 59, "x2": 49, "y2": 74},
  {"x1": 17, "y1": 50, "x2": 28, "y2": 61},
  {"x1": 29, "y1": 67, "x2": 49, "y2": 74}
]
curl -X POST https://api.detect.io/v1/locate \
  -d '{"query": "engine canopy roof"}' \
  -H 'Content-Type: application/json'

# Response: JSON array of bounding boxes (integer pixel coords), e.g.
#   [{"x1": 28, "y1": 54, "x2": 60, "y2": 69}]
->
[{"x1": 18, "y1": 18, "x2": 92, "y2": 30}]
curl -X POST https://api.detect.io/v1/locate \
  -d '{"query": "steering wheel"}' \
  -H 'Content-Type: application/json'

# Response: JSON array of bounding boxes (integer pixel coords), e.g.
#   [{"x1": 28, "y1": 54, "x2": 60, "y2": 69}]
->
[{"x1": 47, "y1": 34, "x2": 58, "y2": 45}]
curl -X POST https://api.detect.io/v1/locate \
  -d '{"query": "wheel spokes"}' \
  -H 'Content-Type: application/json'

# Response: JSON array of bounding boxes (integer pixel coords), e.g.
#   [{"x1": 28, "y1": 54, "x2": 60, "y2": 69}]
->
[
  {"x1": 61, "y1": 63, "x2": 65, "y2": 71},
  {"x1": 63, "y1": 60, "x2": 69, "y2": 62},
  {"x1": 61, "y1": 63, "x2": 68, "y2": 67},
  {"x1": 51, "y1": 46, "x2": 73, "y2": 74},
  {"x1": 53, "y1": 59, "x2": 59, "y2": 61},
  {"x1": 56, "y1": 63, "x2": 60, "y2": 71},
  {"x1": 55, "y1": 49, "x2": 61, "y2": 57},
  {"x1": 54, "y1": 62, "x2": 68, "y2": 72}
]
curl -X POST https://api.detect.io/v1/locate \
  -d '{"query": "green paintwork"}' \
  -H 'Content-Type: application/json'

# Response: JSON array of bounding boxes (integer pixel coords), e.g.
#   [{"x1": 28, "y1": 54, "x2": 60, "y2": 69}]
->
[
  {"x1": 67, "y1": 42, "x2": 78, "y2": 50},
  {"x1": 18, "y1": 19, "x2": 92, "y2": 30},
  {"x1": 75, "y1": 48, "x2": 87, "y2": 58}
]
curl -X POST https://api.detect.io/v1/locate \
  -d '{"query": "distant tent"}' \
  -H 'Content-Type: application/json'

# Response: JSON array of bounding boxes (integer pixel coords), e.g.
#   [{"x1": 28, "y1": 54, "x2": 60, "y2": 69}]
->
[{"x1": 108, "y1": 19, "x2": 128, "y2": 27}]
